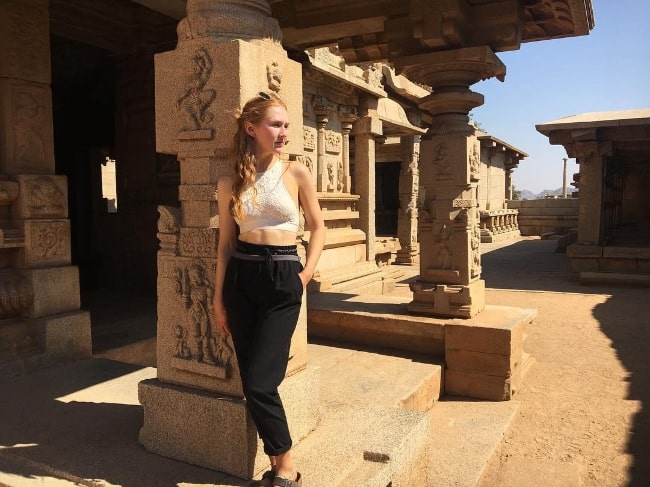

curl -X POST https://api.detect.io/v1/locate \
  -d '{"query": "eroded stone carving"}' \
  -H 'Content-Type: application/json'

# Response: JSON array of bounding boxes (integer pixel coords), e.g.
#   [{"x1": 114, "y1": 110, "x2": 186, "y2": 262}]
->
[
  {"x1": 174, "y1": 262, "x2": 233, "y2": 374},
  {"x1": 0, "y1": 273, "x2": 33, "y2": 318},
  {"x1": 177, "y1": 48, "x2": 216, "y2": 133},
  {"x1": 14, "y1": 92, "x2": 46, "y2": 167},
  {"x1": 295, "y1": 155, "x2": 313, "y2": 174},
  {"x1": 303, "y1": 127, "x2": 316, "y2": 150},
  {"x1": 157, "y1": 205, "x2": 181, "y2": 234},
  {"x1": 469, "y1": 143, "x2": 480, "y2": 180},
  {"x1": 267, "y1": 61, "x2": 282, "y2": 93},
  {"x1": 433, "y1": 223, "x2": 453, "y2": 270},
  {"x1": 433, "y1": 143, "x2": 451, "y2": 178},
  {"x1": 26, "y1": 177, "x2": 65, "y2": 217},
  {"x1": 325, "y1": 131, "x2": 342, "y2": 154},
  {"x1": 31, "y1": 222, "x2": 67, "y2": 261}
]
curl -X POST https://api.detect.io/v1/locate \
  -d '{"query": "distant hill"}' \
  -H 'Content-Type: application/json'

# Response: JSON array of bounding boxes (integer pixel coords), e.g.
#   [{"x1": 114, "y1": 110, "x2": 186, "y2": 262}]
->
[{"x1": 517, "y1": 188, "x2": 564, "y2": 200}]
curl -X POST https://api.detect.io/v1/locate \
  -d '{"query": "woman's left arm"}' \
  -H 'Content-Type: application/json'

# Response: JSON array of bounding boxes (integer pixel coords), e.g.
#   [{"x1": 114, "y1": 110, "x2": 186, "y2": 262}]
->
[{"x1": 293, "y1": 163, "x2": 325, "y2": 287}]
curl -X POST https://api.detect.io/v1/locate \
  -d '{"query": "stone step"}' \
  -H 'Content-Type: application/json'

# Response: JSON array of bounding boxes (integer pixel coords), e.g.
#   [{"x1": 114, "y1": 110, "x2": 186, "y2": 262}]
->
[{"x1": 311, "y1": 261, "x2": 383, "y2": 292}]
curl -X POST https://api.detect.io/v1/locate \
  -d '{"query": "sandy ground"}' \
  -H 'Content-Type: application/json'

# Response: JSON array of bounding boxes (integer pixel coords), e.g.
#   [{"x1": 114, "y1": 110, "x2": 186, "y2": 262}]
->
[{"x1": 473, "y1": 238, "x2": 650, "y2": 487}]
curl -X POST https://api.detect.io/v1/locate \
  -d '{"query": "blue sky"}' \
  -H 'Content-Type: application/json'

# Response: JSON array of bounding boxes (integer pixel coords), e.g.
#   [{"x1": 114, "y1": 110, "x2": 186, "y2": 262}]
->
[{"x1": 471, "y1": 0, "x2": 650, "y2": 194}]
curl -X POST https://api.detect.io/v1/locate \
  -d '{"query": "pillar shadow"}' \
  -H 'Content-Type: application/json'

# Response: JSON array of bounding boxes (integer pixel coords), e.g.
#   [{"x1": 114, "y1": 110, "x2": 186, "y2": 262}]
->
[
  {"x1": 593, "y1": 292, "x2": 650, "y2": 486},
  {"x1": 0, "y1": 359, "x2": 248, "y2": 486}
]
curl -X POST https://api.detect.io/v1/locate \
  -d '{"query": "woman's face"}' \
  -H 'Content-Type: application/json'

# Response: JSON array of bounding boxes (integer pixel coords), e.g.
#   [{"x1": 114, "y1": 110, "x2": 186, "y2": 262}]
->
[{"x1": 247, "y1": 105, "x2": 289, "y2": 159}]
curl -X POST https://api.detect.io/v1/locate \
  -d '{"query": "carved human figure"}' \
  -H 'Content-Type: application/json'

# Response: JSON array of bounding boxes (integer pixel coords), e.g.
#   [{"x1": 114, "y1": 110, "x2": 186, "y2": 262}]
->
[
  {"x1": 15, "y1": 93, "x2": 46, "y2": 165},
  {"x1": 177, "y1": 48, "x2": 216, "y2": 130}
]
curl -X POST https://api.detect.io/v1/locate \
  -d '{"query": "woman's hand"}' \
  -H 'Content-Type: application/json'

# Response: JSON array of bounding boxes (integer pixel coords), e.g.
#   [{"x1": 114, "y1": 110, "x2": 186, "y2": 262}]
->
[{"x1": 213, "y1": 298, "x2": 231, "y2": 336}]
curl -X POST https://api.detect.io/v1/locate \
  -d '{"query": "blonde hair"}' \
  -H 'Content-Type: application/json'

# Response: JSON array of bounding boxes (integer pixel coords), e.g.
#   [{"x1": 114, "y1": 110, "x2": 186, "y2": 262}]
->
[{"x1": 230, "y1": 92, "x2": 287, "y2": 220}]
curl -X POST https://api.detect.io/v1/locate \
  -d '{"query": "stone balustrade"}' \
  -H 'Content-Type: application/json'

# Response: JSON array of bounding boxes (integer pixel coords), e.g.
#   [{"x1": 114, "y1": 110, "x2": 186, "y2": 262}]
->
[{"x1": 479, "y1": 209, "x2": 520, "y2": 243}]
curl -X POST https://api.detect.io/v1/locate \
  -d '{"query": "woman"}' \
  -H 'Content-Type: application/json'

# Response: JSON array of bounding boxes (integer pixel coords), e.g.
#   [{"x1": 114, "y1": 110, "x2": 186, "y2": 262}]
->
[{"x1": 213, "y1": 92, "x2": 325, "y2": 487}]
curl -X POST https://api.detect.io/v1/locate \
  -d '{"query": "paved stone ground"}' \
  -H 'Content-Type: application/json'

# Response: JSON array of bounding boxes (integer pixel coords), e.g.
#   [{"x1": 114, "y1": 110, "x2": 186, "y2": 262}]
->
[{"x1": 474, "y1": 238, "x2": 650, "y2": 487}]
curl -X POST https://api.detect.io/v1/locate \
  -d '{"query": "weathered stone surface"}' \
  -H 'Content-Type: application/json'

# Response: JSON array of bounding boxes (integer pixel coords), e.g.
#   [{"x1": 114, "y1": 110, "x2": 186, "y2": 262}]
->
[
  {"x1": 11, "y1": 175, "x2": 68, "y2": 219},
  {"x1": 20, "y1": 219, "x2": 71, "y2": 267},
  {"x1": 139, "y1": 365, "x2": 320, "y2": 479},
  {"x1": 27, "y1": 310, "x2": 91, "y2": 360},
  {"x1": 0, "y1": 81, "x2": 55, "y2": 175},
  {"x1": 21, "y1": 266, "x2": 80, "y2": 319}
]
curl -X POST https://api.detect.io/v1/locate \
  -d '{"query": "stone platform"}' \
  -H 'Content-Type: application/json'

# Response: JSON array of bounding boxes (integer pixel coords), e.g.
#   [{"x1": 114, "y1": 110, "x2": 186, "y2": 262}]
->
[
  {"x1": 0, "y1": 341, "x2": 518, "y2": 486},
  {"x1": 308, "y1": 292, "x2": 536, "y2": 401}
]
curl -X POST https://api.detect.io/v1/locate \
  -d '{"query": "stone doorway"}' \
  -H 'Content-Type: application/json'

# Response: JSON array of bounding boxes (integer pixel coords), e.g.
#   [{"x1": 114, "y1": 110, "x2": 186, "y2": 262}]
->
[{"x1": 375, "y1": 161, "x2": 401, "y2": 236}]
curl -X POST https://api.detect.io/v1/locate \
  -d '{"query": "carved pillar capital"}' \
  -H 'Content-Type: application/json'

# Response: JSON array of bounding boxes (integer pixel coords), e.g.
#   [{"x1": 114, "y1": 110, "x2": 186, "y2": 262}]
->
[
  {"x1": 568, "y1": 140, "x2": 614, "y2": 162},
  {"x1": 178, "y1": 0, "x2": 282, "y2": 45}
]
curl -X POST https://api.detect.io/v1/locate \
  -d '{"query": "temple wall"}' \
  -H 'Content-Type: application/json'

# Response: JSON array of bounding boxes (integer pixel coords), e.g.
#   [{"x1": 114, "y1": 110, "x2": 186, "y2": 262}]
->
[{"x1": 508, "y1": 198, "x2": 579, "y2": 235}]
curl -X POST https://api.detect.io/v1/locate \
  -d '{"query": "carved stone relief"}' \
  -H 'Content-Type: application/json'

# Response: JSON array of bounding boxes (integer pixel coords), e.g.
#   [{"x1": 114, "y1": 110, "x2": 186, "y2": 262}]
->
[
  {"x1": 0, "y1": 272, "x2": 33, "y2": 318},
  {"x1": 177, "y1": 48, "x2": 216, "y2": 136},
  {"x1": 157, "y1": 205, "x2": 181, "y2": 234},
  {"x1": 469, "y1": 142, "x2": 480, "y2": 180},
  {"x1": 295, "y1": 154, "x2": 313, "y2": 174},
  {"x1": 303, "y1": 127, "x2": 316, "y2": 150},
  {"x1": 325, "y1": 130, "x2": 342, "y2": 154},
  {"x1": 267, "y1": 61, "x2": 282, "y2": 93},
  {"x1": 25, "y1": 177, "x2": 65, "y2": 217},
  {"x1": 13, "y1": 91, "x2": 47, "y2": 168},
  {"x1": 180, "y1": 228, "x2": 216, "y2": 258},
  {"x1": 173, "y1": 261, "x2": 233, "y2": 377},
  {"x1": 28, "y1": 221, "x2": 68, "y2": 262},
  {"x1": 471, "y1": 223, "x2": 481, "y2": 278},
  {"x1": 433, "y1": 223, "x2": 453, "y2": 270},
  {"x1": 433, "y1": 143, "x2": 451, "y2": 179}
]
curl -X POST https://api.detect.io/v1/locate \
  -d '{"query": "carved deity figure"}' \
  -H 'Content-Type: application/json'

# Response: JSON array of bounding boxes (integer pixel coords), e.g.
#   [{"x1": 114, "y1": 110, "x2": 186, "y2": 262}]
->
[
  {"x1": 177, "y1": 48, "x2": 216, "y2": 131},
  {"x1": 176, "y1": 263, "x2": 232, "y2": 368},
  {"x1": 433, "y1": 143, "x2": 450, "y2": 177},
  {"x1": 433, "y1": 223, "x2": 453, "y2": 270},
  {"x1": 469, "y1": 143, "x2": 480, "y2": 179},
  {"x1": 15, "y1": 93, "x2": 46, "y2": 166}
]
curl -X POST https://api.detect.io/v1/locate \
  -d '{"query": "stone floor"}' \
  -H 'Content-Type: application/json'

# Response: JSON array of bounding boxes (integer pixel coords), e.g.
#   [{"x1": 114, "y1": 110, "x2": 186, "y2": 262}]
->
[{"x1": 1, "y1": 236, "x2": 647, "y2": 486}]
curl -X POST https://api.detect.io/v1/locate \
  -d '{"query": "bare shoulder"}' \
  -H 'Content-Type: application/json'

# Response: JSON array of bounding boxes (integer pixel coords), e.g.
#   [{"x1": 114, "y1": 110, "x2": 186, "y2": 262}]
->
[{"x1": 288, "y1": 161, "x2": 311, "y2": 184}]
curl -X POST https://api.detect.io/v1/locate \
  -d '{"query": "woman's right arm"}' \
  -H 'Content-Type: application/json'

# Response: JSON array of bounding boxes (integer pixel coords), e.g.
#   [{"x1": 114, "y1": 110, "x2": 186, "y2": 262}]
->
[{"x1": 213, "y1": 176, "x2": 237, "y2": 336}]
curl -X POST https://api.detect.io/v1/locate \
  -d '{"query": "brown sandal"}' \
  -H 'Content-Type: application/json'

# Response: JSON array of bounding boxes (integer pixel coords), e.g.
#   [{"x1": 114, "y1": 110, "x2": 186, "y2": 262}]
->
[{"x1": 272, "y1": 472, "x2": 302, "y2": 487}]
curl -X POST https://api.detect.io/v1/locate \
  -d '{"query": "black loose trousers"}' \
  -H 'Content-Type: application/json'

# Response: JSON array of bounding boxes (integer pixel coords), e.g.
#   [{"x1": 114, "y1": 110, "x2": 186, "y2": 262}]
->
[{"x1": 223, "y1": 241, "x2": 304, "y2": 456}]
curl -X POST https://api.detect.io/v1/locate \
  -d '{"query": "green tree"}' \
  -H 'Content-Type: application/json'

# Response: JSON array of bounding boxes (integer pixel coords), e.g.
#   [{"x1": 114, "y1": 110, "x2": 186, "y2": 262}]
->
[{"x1": 511, "y1": 185, "x2": 521, "y2": 200}]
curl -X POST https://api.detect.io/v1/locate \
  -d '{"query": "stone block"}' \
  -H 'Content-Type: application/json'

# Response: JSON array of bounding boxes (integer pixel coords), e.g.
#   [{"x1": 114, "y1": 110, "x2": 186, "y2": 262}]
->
[
  {"x1": 178, "y1": 157, "x2": 217, "y2": 185},
  {"x1": 445, "y1": 316, "x2": 524, "y2": 357},
  {"x1": 11, "y1": 175, "x2": 68, "y2": 219},
  {"x1": 181, "y1": 200, "x2": 216, "y2": 229},
  {"x1": 0, "y1": 81, "x2": 55, "y2": 175},
  {"x1": 445, "y1": 368, "x2": 513, "y2": 401},
  {"x1": 21, "y1": 266, "x2": 80, "y2": 318},
  {"x1": 639, "y1": 259, "x2": 650, "y2": 273},
  {"x1": 566, "y1": 244, "x2": 603, "y2": 258},
  {"x1": 178, "y1": 226, "x2": 217, "y2": 257},
  {"x1": 0, "y1": 0, "x2": 51, "y2": 83},
  {"x1": 20, "y1": 219, "x2": 71, "y2": 267},
  {"x1": 156, "y1": 255, "x2": 309, "y2": 397},
  {"x1": 156, "y1": 40, "x2": 302, "y2": 158},
  {"x1": 27, "y1": 310, "x2": 91, "y2": 360},
  {"x1": 603, "y1": 246, "x2": 650, "y2": 259},
  {"x1": 139, "y1": 365, "x2": 320, "y2": 479},
  {"x1": 445, "y1": 348, "x2": 519, "y2": 376},
  {"x1": 570, "y1": 257, "x2": 600, "y2": 274},
  {"x1": 599, "y1": 258, "x2": 638, "y2": 274}
]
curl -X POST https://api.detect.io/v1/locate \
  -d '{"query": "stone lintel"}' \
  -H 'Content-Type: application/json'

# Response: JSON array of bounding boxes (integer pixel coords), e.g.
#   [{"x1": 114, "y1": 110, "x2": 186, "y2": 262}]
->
[
  {"x1": 139, "y1": 365, "x2": 320, "y2": 479},
  {"x1": 352, "y1": 115, "x2": 382, "y2": 136}
]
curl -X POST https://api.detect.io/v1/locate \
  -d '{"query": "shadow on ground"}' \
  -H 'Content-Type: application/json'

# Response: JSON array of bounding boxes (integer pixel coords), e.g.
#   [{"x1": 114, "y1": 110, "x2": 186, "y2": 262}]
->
[
  {"x1": 483, "y1": 238, "x2": 650, "y2": 486},
  {"x1": 593, "y1": 293, "x2": 650, "y2": 486},
  {"x1": 0, "y1": 359, "x2": 244, "y2": 487}
]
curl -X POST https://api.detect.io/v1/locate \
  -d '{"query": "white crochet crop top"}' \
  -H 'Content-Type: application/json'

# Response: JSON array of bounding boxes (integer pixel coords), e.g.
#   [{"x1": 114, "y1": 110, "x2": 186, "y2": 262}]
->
[{"x1": 234, "y1": 161, "x2": 300, "y2": 234}]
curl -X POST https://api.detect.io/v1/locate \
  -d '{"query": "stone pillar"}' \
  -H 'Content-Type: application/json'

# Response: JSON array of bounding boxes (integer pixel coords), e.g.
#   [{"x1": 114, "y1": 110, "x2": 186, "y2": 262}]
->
[
  {"x1": 395, "y1": 136, "x2": 420, "y2": 265},
  {"x1": 139, "y1": 0, "x2": 319, "y2": 478},
  {"x1": 352, "y1": 115, "x2": 382, "y2": 262},
  {"x1": 339, "y1": 113, "x2": 356, "y2": 193},
  {"x1": 505, "y1": 168, "x2": 513, "y2": 200},
  {"x1": 314, "y1": 107, "x2": 329, "y2": 192},
  {"x1": 571, "y1": 141, "x2": 612, "y2": 245},
  {"x1": 394, "y1": 47, "x2": 506, "y2": 318},
  {"x1": 0, "y1": 0, "x2": 91, "y2": 376}
]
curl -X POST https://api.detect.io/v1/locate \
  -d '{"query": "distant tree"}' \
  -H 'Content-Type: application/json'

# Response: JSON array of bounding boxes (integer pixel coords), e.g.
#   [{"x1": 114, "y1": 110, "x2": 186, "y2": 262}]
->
[{"x1": 511, "y1": 185, "x2": 521, "y2": 200}]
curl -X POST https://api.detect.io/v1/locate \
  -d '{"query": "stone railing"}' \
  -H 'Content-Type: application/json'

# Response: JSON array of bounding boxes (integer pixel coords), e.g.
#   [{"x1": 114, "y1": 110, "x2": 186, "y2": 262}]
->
[{"x1": 479, "y1": 209, "x2": 520, "y2": 243}]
